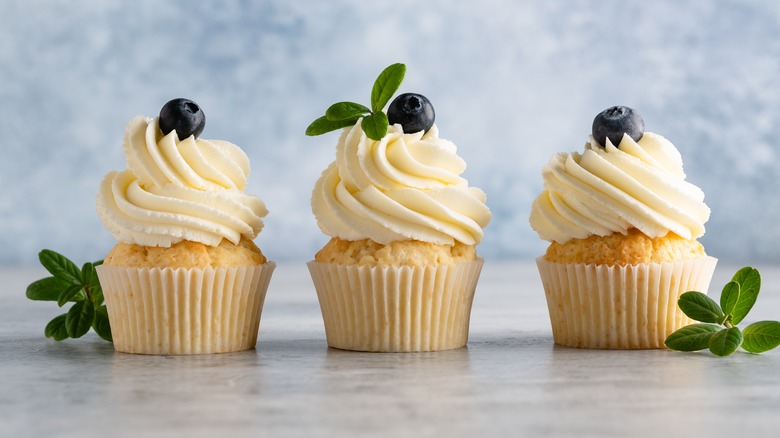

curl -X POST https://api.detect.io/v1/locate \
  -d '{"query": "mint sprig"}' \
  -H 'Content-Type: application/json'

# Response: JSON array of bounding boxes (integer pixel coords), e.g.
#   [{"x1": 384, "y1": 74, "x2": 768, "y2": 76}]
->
[
  {"x1": 305, "y1": 63, "x2": 406, "y2": 141},
  {"x1": 665, "y1": 267, "x2": 780, "y2": 356},
  {"x1": 26, "y1": 249, "x2": 112, "y2": 343}
]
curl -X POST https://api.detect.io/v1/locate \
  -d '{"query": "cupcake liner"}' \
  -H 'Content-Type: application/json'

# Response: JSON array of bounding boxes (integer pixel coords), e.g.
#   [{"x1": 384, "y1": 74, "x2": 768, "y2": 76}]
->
[
  {"x1": 307, "y1": 258, "x2": 484, "y2": 352},
  {"x1": 96, "y1": 263, "x2": 275, "y2": 355},
  {"x1": 537, "y1": 256, "x2": 717, "y2": 349}
]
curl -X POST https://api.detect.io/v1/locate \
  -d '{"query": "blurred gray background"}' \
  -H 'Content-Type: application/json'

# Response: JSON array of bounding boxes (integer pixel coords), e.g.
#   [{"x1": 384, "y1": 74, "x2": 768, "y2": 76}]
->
[{"x1": 1, "y1": 0, "x2": 779, "y2": 266}]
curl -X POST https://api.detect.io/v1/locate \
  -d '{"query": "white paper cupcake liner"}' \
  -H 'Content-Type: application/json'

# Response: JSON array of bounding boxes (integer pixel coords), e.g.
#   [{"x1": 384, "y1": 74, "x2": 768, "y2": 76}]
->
[
  {"x1": 537, "y1": 256, "x2": 717, "y2": 349},
  {"x1": 96, "y1": 263, "x2": 275, "y2": 355},
  {"x1": 307, "y1": 258, "x2": 484, "y2": 352}
]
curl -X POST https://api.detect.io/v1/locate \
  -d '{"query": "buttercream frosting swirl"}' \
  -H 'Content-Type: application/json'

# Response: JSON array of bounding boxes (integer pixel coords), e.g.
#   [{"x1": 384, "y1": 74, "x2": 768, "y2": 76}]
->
[
  {"x1": 97, "y1": 116, "x2": 267, "y2": 247},
  {"x1": 312, "y1": 122, "x2": 491, "y2": 246},
  {"x1": 529, "y1": 132, "x2": 710, "y2": 244}
]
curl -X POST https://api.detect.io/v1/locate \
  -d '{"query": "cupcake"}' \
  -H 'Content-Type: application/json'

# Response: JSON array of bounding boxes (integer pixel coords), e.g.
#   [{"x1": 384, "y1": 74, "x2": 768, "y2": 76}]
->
[
  {"x1": 306, "y1": 64, "x2": 492, "y2": 352},
  {"x1": 529, "y1": 106, "x2": 717, "y2": 349},
  {"x1": 95, "y1": 98, "x2": 274, "y2": 355}
]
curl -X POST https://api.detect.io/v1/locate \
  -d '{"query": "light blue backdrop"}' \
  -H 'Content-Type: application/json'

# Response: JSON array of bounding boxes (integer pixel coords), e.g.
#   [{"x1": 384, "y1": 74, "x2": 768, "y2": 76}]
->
[{"x1": 2, "y1": 1, "x2": 779, "y2": 265}]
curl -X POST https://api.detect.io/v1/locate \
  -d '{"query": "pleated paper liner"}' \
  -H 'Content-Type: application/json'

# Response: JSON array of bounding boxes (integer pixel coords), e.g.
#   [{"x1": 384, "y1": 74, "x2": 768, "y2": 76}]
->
[
  {"x1": 308, "y1": 258, "x2": 484, "y2": 352},
  {"x1": 96, "y1": 262, "x2": 275, "y2": 355},
  {"x1": 536, "y1": 256, "x2": 717, "y2": 349}
]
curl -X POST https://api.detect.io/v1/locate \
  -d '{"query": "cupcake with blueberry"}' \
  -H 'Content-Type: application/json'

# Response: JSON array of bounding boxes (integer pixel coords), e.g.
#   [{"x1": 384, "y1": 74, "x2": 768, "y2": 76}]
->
[
  {"x1": 95, "y1": 98, "x2": 274, "y2": 355},
  {"x1": 306, "y1": 64, "x2": 492, "y2": 352},
  {"x1": 529, "y1": 106, "x2": 717, "y2": 349}
]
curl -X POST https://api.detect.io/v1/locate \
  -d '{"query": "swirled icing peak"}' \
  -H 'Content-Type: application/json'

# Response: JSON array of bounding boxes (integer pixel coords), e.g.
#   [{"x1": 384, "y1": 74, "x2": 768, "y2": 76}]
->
[
  {"x1": 312, "y1": 121, "x2": 491, "y2": 246},
  {"x1": 97, "y1": 115, "x2": 267, "y2": 247},
  {"x1": 530, "y1": 132, "x2": 710, "y2": 244}
]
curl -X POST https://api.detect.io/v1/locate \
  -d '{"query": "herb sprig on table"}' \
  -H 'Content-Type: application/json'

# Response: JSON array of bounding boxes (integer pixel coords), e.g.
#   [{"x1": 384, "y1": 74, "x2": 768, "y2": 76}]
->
[
  {"x1": 665, "y1": 267, "x2": 780, "y2": 356},
  {"x1": 26, "y1": 249, "x2": 112, "y2": 342}
]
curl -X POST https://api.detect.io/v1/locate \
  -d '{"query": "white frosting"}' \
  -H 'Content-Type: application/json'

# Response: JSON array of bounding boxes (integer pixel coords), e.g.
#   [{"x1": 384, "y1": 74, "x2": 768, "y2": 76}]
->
[
  {"x1": 529, "y1": 132, "x2": 710, "y2": 243},
  {"x1": 312, "y1": 122, "x2": 491, "y2": 245},
  {"x1": 97, "y1": 116, "x2": 267, "y2": 247}
]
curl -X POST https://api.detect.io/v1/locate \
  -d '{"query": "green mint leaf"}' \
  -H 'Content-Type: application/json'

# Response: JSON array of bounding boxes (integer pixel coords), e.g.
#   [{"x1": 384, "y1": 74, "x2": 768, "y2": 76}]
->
[
  {"x1": 90, "y1": 284, "x2": 104, "y2": 307},
  {"x1": 709, "y1": 327, "x2": 743, "y2": 357},
  {"x1": 325, "y1": 102, "x2": 371, "y2": 121},
  {"x1": 719, "y1": 280, "x2": 740, "y2": 316},
  {"x1": 82, "y1": 262, "x2": 104, "y2": 305},
  {"x1": 742, "y1": 320, "x2": 780, "y2": 353},
  {"x1": 92, "y1": 305, "x2": 113, "y2": 343},
  {"x1": 26, "y1": 276, "x2": 69, "y2": 301},
  {"x1": 57, "y1": 284, "x2": 85, "y2": 307},
  {"x1": 306, "y1": 115, "x2": 359, "y2": 136},
  {"x1": 66, "y1": 300, "x2": 95, "y2": 339},
  {"x1": 30, "y1": 251, "x2": 106, "y2": 344},
  {"x1": 370, "y1": 63, "x2": 406, "y2": 112},
  {"x1": 45, "y1": 314, "x2": 70, "y2": 341},
  {"x1": 678, "y1": 291, "x2": 726, "y2": 324},
  {"x1": 39, "y1": 249, "x2": 82, "y2": 285},
  {"x1": 731, "y1": 267, "x2": 761, "y2": 325},
  {"x1": 81, "y1": 262, "x2": 97, "y2": 289},
  {"x1": 361, "y1": 112, "x2": 389, "y2": 141},
  {"x1": 664, "y1": 323, "x2": 721, "y2": 351}
]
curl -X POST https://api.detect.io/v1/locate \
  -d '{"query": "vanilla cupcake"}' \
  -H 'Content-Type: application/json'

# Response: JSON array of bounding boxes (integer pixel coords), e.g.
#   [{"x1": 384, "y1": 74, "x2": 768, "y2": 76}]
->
[
  {"x1": 306, "y1": 64, "x2": 491, "y2": 352},
  {"x1": 529, "y1": 106, "x2": 717, "y2": 349},
  {"x1": 95, "y1": 98, "x2": 274, "y2": 355}
]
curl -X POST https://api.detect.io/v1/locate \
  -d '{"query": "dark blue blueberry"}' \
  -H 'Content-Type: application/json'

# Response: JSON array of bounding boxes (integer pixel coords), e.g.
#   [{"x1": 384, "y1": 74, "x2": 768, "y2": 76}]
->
[
  {"x1": 591, "y1": 106, "x2": 644, "y2": 147},
  {"x1": 159, "y1": 98, "x2": 206, "y2": 140},
  {"x1": 387, "y1": 93, "x2": 435, "y2": 134}
]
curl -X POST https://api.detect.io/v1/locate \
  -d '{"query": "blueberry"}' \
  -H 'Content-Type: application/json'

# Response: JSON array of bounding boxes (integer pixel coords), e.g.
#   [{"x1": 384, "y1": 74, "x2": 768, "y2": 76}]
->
[
  {"x1": 387, "y1": 93, "x2": 435, "y2": 134},
  {"x1": 591, "y1": 105, "x2": 644, "y2": 147},
  {"x1": 159, "y1": 98, "x2": 206, "y2": 140}
]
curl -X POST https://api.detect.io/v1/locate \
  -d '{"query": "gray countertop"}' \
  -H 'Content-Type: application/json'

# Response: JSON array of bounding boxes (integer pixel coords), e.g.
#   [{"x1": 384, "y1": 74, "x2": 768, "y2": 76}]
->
[{"x1": 2, "y1": 261, "x2": 780, "y2": 437}]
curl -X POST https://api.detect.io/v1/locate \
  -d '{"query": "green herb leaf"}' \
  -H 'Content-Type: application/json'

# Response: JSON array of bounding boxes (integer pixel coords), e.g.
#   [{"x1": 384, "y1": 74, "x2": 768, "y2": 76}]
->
[
  {"x1": 82, "y1": 262, "x2": 97, "y2": 289},
  {"x1": 57, "y1": 284, "x2": 84, "y2": 307},
  {"x1": 29, "y1": 251, "x2": 110, "y2": 343},
  {"x1": 742, "y1": 320, "x2": 780, "y2": 353},
  {"x1": 45, "y1": 314, "x2": 69, "y2": 341},
  {"x1": 665, "y1": 323, "x2": 721, "y2": 351},
  {"x1": 325, "y1": 102, "x2": 371, "y2": 121},
  {"x1": 709, "y1": 327, "x2": 743, "y2": 357},
  {"x1": 731, "y1": 267, "x2": 761, "y2": 325},
  {"x1": 719, "y1": 280, "x2": 740, "y2": 316},
  {"x1": 90, "y1": 285, "x2": 104, "y2": 307},
  {"x1": 26, "y1": 276, "x2": 69, "y2": 301},
  {"x1": 370, "y1": 63, "x2": 406, "y2": 112},
  {"x1": 307, "y1": 64, "x2": 406, "y2": 139},
  {"x1": 305, "y1": 115, "x2": 359, "y2": 136},
  {"x1": 678, "y1": 291, "x2": 726, "y2": 324},
  {"x1": 82, "y1": 262, "x2": 104, "y2": 305},
  {"x1": 361, "y1": 112, "x2": 389, "y2": 141},
  {"x1": 92, "y1": 305, "x2": 113, "y2": 342},
  {"x1": 39, "y1": 249, "x2": 82, "y2": 285},
  {"x1": 663, "y1": 267, "x2": 780, "y2": 358},
  {"x1": 66, "y1": 300, "x2": 95, "y2": 339}
]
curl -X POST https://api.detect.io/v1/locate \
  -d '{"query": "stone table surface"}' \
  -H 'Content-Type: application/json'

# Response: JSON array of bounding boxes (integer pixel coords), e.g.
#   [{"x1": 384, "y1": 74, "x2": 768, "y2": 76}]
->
[{"x1": 2, "y1": 261, "x2": 780, "y2": 437}]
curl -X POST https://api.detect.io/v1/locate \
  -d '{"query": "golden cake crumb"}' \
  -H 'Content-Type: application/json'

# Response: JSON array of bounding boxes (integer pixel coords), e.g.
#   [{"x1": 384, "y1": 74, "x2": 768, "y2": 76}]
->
[
  {"x1": 104, "y1": 238, "x2": 266, "y2": 268},
  {"x1": 544, "y1": 228, "x2": 705, "y2": 266},
  {"x1": 315, "y1": 238, "x2": 476, "y2": 267}
]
